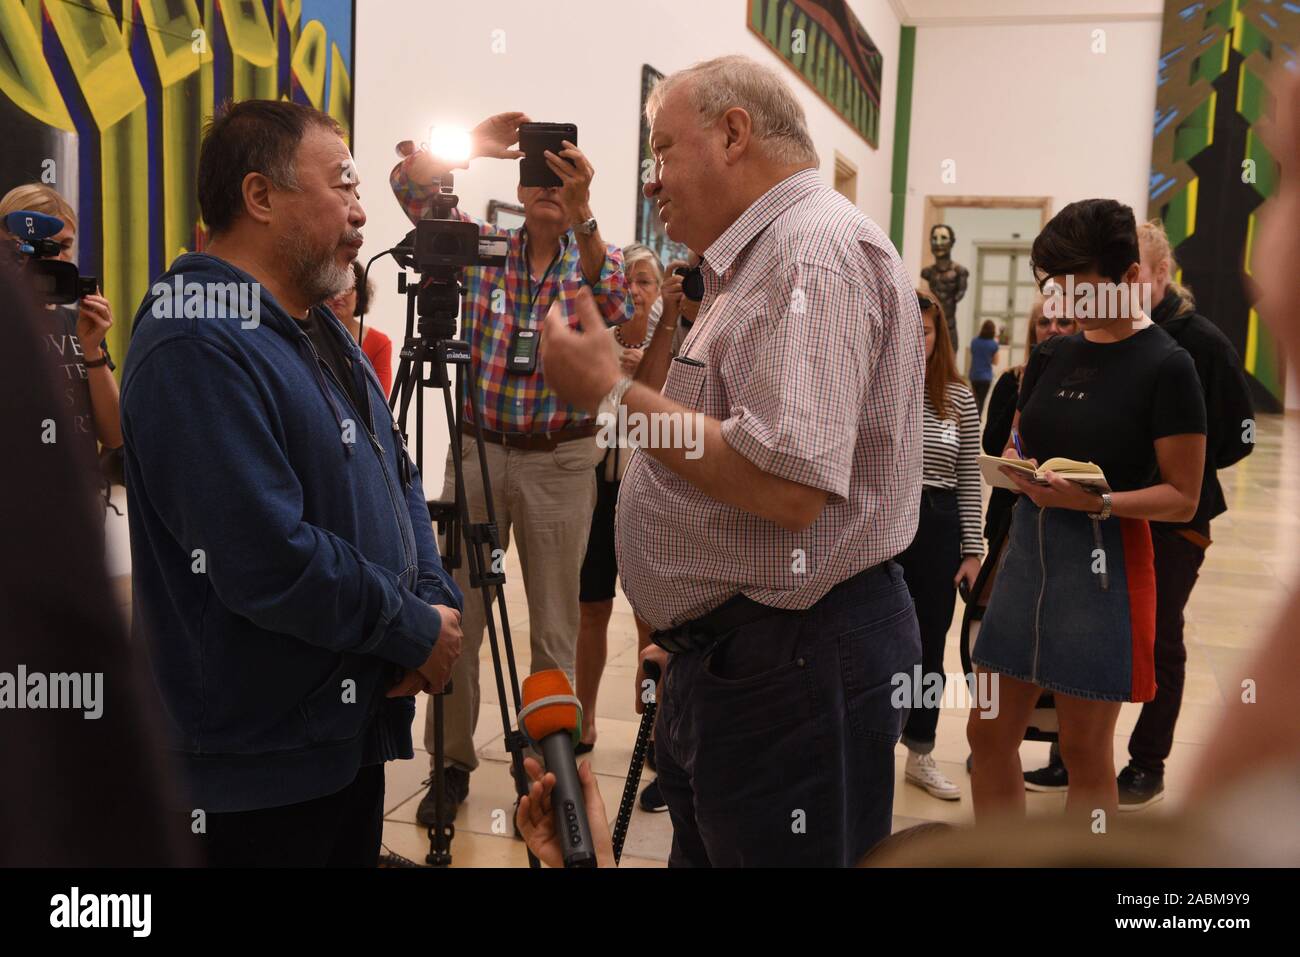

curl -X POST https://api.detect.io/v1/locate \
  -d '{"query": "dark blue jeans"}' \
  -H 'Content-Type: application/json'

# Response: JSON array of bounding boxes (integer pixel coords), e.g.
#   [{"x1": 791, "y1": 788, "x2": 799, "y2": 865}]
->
[{"x1": 654, "y1": 562, "x2": 921, "y2": 867}]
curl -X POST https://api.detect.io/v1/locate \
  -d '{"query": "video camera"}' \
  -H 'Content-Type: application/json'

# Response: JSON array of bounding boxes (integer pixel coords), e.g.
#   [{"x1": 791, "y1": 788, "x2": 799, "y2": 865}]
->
[
  {"x1": 397, "y1": 174, "x2": 507, "y2": 340},
  {"x1": 3, "y1": 210, "x2": 97, "y2": 305}
]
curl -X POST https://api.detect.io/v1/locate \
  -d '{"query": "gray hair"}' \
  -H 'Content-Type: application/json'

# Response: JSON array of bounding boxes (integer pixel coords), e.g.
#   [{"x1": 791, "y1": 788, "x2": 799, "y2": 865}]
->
[
  {"x1": 622, "y1": 242, "x2": 664, "y2": 282},
  {"x1": 646, "y1": 55, "x2": 819, "y2": 167}
]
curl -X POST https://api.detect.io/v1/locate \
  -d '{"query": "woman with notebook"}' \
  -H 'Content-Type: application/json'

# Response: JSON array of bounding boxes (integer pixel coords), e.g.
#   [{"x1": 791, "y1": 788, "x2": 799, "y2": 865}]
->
[{"x1": 966, "y1": 198, "x2": 1206, "y2": 825}]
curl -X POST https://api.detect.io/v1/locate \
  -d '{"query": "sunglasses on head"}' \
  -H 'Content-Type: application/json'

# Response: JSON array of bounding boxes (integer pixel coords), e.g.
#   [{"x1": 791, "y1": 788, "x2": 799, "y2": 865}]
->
[{"x1": 917, "y1": 293, "x2": 935, "y2": 310}]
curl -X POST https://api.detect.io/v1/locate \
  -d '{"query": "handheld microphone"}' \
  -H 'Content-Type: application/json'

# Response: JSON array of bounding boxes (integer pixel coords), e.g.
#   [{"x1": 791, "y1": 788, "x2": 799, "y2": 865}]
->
[{"x1": 519, "y1": 670, "x2": 597, "y2": 868}]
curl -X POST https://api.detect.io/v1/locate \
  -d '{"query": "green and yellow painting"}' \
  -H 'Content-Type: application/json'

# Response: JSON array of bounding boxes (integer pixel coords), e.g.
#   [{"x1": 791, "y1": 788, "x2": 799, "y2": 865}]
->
[
  {"x1": 0, "y1": 0, "x2": 356, "y2": 367},
  {"x1": 1150, "y1": 0, "x2": 1298, "y2": 411},
  {"x1": 747, "y1": 0, "x2": 883, "y2": 149}
]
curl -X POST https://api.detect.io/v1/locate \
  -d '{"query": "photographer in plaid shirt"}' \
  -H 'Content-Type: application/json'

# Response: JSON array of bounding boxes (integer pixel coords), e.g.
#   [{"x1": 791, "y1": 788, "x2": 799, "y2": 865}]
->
[
  {"x1": 543, "y1": 56, "x2": 925, "y2": 867},
  {"x1": 390, "y1": 113, "x2": 632, "y2": 823}
]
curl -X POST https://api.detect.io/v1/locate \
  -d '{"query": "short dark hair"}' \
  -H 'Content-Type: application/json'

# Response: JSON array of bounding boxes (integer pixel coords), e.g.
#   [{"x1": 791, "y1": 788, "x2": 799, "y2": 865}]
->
[
  {"x1": 350, "y1": 260, "x2": 375, "y2": 317},
  {"x1": 1030, "y1": 198, "x2": 1139, "y2": 287},
  {"x1": 198, "y1": 99, "x2": 343, "y2": 236}
]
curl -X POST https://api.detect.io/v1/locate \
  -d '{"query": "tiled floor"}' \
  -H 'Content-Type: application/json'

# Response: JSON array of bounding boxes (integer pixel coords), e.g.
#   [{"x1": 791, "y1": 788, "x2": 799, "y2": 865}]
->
[{"x1": 103, "y1": 413, "x2": 1298, "y2": 867}]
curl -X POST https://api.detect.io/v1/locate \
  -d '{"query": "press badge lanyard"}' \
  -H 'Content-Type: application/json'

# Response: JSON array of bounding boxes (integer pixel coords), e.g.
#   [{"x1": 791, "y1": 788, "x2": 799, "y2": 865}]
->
[
  {"x1": 522, "y1": 231, "x2": 566, "y2": 328},
  {"x1": 508, "y1": 231, "x2": 566, "y2": 375}
]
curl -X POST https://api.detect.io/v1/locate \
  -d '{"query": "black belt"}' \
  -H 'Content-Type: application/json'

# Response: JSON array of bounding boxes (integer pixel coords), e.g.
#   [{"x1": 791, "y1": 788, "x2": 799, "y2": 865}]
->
[{"x1": 652, "y1": 563, "x2": 885, "y2": 655}]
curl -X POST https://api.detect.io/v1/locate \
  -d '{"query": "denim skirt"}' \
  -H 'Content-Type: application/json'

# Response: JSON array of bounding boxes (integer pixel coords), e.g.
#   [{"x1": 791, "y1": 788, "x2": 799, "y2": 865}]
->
[{"x1": 972, "y1": 496, "x2": 1157, "y2": 702}]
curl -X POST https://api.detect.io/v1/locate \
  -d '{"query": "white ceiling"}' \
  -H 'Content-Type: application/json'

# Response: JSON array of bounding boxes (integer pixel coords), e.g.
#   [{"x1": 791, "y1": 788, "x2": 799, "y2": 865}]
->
[{"x1": 886, "y1": 0, "x2": 1164, "y2": 26}]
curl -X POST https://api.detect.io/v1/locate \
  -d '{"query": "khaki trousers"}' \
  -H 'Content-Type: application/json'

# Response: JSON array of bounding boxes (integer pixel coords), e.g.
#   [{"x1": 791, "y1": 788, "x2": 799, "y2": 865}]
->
[{"x1": 424, "y1": 434, "x2": 598, "y2": 772}]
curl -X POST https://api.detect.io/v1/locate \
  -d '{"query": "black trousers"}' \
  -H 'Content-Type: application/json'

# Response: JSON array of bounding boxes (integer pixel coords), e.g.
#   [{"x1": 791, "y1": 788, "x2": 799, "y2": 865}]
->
[
  {"x1": 971, "y1": 378, "x2": 991, "y2": 417},
  {"x1": 1127, "y1": 526, "x2": 1206, "y2": 774},
  {"x1": 895, "y1": 488, "x2": 963, "y2": 752},
  {"x1": 191, "y1": 763, "x2": 386, "y2": 867},
  {"x1": 654, "y1": 562, "x2": 920, "y2": 866}
]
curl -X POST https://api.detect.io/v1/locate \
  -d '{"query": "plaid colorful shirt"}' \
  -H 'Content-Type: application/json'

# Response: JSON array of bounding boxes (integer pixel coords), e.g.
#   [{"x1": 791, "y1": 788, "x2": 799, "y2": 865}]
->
[
  {"x1": 615, "y1": 169, "x2": 925, "y2": 630},
  {"x1": 391, "y1": 158, "x2": 632, "y2": 433}
]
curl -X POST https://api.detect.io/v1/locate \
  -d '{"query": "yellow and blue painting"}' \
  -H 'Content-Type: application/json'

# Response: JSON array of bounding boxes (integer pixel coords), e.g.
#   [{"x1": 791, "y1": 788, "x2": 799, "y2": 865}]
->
[{"x1": 0, "y1": 0, "x2": 356, "y2": 364}]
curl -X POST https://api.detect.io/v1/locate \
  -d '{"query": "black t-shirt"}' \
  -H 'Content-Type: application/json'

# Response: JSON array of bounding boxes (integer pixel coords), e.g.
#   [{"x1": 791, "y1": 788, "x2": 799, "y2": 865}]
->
[
  {"x1": 297, "y1": 312, "x2": 362, "y2": 412},
  {"x1": 1017, "y1": 326, "x2": 1206, "y2": 493}
]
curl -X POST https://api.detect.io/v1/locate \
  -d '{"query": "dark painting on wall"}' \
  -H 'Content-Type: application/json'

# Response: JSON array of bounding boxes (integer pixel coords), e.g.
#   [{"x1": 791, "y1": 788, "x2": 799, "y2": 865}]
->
[
  {"x1": 635, "y1": 64, "x2": 690, "y2": 266},
  {"x1": 747, "y1": 0, "x2": 883, "y2": 148},
  {"x1": 1149, "y1": 0, "x2": 1298, "y2": 412},
  {"x1": 0, "y1": 0, "x2": 357, "y2": 366}
]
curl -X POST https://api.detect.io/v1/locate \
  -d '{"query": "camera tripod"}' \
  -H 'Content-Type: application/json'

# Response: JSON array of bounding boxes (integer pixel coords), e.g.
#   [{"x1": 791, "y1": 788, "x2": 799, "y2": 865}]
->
[{"x1": 378, "y1": 210, "x2": 539, "y2": 870}]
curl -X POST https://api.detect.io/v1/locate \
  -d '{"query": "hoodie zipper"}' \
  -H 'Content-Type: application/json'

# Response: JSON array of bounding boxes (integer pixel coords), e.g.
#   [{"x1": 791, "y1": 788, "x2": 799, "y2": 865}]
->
[{"x1": 300, "y1": 334, "x2": 418, "y2": 581}]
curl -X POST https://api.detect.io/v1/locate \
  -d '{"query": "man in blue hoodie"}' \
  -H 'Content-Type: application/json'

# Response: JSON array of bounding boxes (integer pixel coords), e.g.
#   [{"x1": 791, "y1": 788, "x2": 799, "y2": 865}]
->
[{"x1": 120, "y1": 99, "x2": 463, "y2": 866}]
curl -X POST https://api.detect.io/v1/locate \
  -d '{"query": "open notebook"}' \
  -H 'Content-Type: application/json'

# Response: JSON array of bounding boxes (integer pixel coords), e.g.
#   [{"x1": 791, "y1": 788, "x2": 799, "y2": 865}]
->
[{"x1": 978, "y1": 454, "x2": 1111, "y2": 493}]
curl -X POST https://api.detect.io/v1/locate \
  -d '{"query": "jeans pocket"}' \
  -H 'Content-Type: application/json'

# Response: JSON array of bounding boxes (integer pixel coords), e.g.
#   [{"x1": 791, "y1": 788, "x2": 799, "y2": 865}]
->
[
  {"x1": 695, "y1": 656, "x2": 811, "y2": 738},
  {"x1": 839, "y1": 602, "x2": 921, "y2": 745}
]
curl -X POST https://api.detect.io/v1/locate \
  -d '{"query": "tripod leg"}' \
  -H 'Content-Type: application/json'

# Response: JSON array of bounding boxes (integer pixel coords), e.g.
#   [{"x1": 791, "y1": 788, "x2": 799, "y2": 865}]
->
[{"x1": 426, "y1": 691, "x2": 454, "y2": 866}]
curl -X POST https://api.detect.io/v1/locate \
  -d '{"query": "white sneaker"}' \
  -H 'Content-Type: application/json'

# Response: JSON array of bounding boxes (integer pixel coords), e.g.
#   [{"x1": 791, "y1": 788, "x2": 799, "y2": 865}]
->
[{"x1": 905, "y1": 751, "x2": 962, "y2": 800}]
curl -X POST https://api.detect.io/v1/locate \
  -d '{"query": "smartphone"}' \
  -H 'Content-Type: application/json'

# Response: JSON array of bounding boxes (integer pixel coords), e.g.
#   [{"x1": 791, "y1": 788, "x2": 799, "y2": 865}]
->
[{"x1": 518, "y1": 122, "x2": 578, "y2": 188}]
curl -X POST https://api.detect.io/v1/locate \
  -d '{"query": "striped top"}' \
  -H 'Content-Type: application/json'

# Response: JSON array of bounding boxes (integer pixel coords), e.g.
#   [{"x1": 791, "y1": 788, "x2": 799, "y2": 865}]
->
[{"x1": 921, "y1": 383, "x2": 984, "y2": 556}]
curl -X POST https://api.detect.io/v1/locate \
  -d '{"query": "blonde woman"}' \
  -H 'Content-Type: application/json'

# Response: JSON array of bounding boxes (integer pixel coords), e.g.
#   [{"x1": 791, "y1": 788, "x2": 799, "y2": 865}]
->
[{"x1": 0, "y1": 184, "x2": 122, "y2": 466}]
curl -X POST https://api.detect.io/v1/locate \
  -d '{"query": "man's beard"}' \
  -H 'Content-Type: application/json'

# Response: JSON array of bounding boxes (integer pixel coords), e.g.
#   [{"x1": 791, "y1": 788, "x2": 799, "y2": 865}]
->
[{"x1": 283, "y1": 229, "x2": 354, "y2": 307}]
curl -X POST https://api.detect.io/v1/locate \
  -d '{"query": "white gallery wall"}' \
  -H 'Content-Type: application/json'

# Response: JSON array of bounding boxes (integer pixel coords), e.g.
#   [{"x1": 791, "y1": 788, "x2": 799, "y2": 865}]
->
[
  {"x1": 351, "y1": 0, "x2": 903, "y2": 481},
  {"x1": 900, "y1": 17, "x2": 1162, "y2": 279}
]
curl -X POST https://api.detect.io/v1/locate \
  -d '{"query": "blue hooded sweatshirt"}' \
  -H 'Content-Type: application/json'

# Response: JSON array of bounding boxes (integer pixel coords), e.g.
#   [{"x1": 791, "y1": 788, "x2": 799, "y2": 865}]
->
[{"x1": 120, "y1": 253, "x2": 462, "y2": 813}]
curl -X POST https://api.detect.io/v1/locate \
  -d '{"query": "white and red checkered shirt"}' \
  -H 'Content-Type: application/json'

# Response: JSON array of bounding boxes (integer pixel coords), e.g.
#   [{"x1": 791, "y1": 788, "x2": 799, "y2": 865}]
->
[{"x1": 616, "y1": 169, "x2": 924, "y2": 631}]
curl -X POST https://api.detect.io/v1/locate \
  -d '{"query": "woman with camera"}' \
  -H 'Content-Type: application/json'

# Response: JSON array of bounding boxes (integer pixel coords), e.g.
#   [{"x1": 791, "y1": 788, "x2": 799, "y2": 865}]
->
[{"x1": 0, "y1": 184, "x2": 122, "y2": 476}]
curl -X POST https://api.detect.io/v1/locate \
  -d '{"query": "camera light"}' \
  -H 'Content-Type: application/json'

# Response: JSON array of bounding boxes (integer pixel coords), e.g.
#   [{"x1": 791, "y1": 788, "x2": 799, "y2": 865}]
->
[{"x1": 429, "y1": 126, "x2": 471, "y2": 164}]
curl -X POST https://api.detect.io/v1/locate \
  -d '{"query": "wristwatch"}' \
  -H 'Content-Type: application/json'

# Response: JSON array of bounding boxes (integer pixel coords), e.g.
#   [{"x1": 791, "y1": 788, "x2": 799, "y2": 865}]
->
[
  {"x1": 1088, "y1": 491, "x2": 1112, "y2": 521},
  {"x1": 84, "y1": 350, "x2": 110, "y2": 369},
  {"x1": 574, "y1": 217, "x2": 598, "y2": 236}
]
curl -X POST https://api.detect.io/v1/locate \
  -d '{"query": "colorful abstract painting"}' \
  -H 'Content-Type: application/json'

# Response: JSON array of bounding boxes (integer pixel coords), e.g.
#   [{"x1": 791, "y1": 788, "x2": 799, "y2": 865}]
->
[
  {"x1": 0, "y1": 0, "x2": 356, "y2": 366},
  {"x1": 747, "y1": 0, "x2": 883, "y2": 148},
  {"x1": 1150, "y1": 0, "x2": 1299, "y2": 411}
]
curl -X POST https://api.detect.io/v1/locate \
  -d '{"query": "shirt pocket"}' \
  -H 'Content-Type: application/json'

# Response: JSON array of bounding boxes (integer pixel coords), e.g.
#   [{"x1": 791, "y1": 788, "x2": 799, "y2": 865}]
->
[{"x1": 664, "y1": 356, "x2": 707, "y2": 410}]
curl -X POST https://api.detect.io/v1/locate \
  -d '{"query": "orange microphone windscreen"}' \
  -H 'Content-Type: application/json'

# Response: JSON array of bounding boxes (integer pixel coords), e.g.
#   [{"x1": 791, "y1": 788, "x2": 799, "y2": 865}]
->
[{"x1": 521, "y1": 670, "x2": 580, "y2": 742}]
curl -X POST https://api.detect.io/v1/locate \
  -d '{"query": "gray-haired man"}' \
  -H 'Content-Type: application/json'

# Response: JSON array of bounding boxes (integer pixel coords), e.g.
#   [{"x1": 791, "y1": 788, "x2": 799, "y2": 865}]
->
[{"x1": 541, "y1": 55, "x2": 925, "y2": 866}]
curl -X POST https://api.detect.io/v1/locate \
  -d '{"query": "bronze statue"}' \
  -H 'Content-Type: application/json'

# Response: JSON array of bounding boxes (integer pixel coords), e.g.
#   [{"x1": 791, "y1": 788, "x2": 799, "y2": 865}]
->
[{"x1": 920, "y1": 224, "x2": 968, "y2": 351}]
